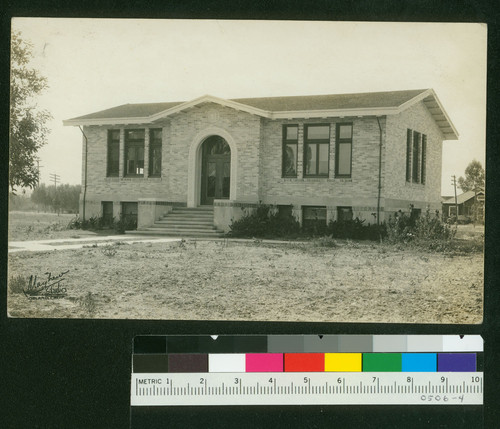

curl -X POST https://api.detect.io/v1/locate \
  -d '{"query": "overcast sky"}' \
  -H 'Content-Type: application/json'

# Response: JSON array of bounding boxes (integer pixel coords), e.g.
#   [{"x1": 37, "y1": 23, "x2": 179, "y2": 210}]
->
[{"x1": 12, "y1": 18, "x2": 487, "y2": 195}]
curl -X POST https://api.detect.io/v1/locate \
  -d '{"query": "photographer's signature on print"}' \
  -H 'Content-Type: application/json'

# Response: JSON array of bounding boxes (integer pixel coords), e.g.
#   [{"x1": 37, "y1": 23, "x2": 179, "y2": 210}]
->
[{"x1": 23, "y1": 270, "x2": 69, "y2": 299}]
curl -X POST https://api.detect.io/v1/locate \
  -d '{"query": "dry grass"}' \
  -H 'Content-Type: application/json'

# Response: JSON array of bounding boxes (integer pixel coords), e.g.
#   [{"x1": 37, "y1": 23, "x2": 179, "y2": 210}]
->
[
  {"x1": 7, "y1": 240, "x2": 483, "y2": 323},
  {"x1": 8, "y1": 211, "x2": 116, "y2": 241}
]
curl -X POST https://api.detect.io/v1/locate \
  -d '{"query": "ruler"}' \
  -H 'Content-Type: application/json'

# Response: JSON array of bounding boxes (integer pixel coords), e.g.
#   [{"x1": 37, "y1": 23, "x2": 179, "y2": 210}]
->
[{"x1": 131, "y1": 372, "x2": 483, "y2": 406}]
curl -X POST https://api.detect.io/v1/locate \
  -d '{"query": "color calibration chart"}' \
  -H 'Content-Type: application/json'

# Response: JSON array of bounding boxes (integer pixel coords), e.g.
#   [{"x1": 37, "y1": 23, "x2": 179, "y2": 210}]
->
[{"x1": 131, "y1": 335, "x2": 483, "y2": 406}]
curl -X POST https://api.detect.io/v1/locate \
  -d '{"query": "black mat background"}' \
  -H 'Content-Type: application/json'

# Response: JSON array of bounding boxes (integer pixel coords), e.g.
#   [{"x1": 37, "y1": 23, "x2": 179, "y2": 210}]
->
[{"x1": 1, "y1": 2, "x2": 499, "y2": 428}]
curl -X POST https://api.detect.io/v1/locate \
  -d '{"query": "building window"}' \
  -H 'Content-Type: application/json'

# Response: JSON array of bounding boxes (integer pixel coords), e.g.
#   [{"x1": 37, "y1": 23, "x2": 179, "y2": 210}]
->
[
  {"x1": 277, "y1": 204, "x2": 293, "y2": 220},
  {"x1": 302, "y1": 206, "x2": 327, "y2": 233},
  {"x1": 335, "y1": 123, "x2": 353, "y2": 178},
  {"x1": 410, "y1": 207, "x2": 422, "y2": 222},
  {"x1": 412, "y1": 131, "x2": 420, "y2": 183},
  {"x1": 406, "y1": 129, "x2": 412, "y2": 182},
  {"x1": 149, "y1": 129, "x2": 162, "y2": 177},
  {"x1": 337, "y1": 206, "x2": 353, "y2": 222},
  {"x1": 125, "y1": 129, "x2": 145, "y2": 176},
  {"x1": 406, "y1": 129, "x2": 427, "y2": 184},
  {"x1": 107, "y1": 130, "x2": 120, "y2": 177},
  {"x1": 101, "y1": 201, "x2": 114, "y2": 226},
  {"x1": 121, "y1": 202, "x2": 138, "y2": 230},
  {"x1": 304, "y1": 124, "x2": 330, "y2": 177},
  {"x1": 421, "y1": 134, "x2": 427, "y2": 184},
  {"x1": 282, "y1": 125, "x2": 298, "y2": 177}
]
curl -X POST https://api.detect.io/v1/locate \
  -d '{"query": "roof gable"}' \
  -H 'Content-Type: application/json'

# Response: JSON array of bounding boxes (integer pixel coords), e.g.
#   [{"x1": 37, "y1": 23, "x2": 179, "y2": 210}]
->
[{"x1": 63, "y1": 89, "x2": 458, "y2": 139}]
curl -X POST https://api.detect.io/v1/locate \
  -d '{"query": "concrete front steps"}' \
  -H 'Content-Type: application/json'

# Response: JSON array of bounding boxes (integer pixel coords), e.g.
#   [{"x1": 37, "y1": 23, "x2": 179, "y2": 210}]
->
[{"x1": 128, "y1": 206, "x2": 225, "y2": 238}]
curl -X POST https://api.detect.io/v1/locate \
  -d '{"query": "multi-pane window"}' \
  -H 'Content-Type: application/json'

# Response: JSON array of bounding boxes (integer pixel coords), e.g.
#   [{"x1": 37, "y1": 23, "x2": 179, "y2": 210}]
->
[
  {"x1": 107, "y1": 130, "x2": 120, "y2": 177},
  {"x1": 282, "y1": 125, "x2": 298, "y2": 177},
  {"x1": 302, "y1": 206, "x2": 327, "y2": 233},
  {"x1": 304, "y1": 125, "x2": 330, "y2": 177},
  {"x1": 148, "y1": 129, "x2": 162, "y2": 177},
  {"x1": 125, "y1": 129, "x2": 145, "y2": 176},
  {"x1": 406, "y1": 129, "x2": 427, "y2": 184},
  {"x1": 335, "y1": 123, "x2": 353, "y2": 178}
]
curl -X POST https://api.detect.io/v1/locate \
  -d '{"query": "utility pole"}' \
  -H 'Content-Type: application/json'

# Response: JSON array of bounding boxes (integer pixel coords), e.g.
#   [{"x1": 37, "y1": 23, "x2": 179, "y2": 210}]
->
[
  {"x1": 49, "y1": 173, "x2": 61, "y2": 215},
  {"x1": 35, "y1": 157, "x2": 43, "y2": 187},
  {"x1": 49, "y1": 173, "x2": 60, "y2": 189},
  {"x1": 451, "y1": 175, "x2": 459, "y2": 224}
]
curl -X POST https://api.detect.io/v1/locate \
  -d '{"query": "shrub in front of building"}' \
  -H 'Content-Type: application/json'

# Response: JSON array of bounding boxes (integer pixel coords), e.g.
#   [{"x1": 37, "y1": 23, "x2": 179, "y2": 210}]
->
[{"x1": 228, "y1": 204, "x2": 302, "y2": 238}]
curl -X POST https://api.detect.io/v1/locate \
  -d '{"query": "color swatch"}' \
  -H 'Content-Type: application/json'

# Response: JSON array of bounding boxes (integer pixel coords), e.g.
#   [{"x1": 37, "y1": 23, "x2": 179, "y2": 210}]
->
[
  {"x1": 134, "y1": 335, "x2": 482, "y2": 354},
  {"x1": 133, "y1": 335, "x2": 482, "y2": 374}
]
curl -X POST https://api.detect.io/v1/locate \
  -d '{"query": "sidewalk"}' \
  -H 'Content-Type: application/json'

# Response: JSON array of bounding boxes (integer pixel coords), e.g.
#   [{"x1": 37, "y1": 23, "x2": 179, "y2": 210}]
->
[
  {"x1": 8, "y1": 235, "x2": 181, "y2": 253},
  {"x1": 8, "y1": 234, "x2": 308, "y2": 253}
]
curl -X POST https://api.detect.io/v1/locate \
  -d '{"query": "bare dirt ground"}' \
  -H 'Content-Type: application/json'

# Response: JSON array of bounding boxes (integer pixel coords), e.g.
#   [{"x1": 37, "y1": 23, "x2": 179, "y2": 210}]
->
[{"x1": 7, "y1": 239, "x2": 483, "y2": 323}]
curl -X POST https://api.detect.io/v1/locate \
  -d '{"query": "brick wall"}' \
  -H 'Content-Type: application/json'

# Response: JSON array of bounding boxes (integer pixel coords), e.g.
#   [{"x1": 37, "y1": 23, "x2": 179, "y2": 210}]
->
[
  {"x1": 168, "y1": 104, "x2": 261, "y2": 202},
  {"x1": 259, "y1": 116, "x2": 384, "y2": 221},
  {"x1": 80, "y1": 100, "x2": 445, "y2": 223},
  {"x1": 80, "y1": 103, "x2": 261, "y2": 217},
  {"x1": 384, "y1": 101, "x2": 444, "y2": 214}
]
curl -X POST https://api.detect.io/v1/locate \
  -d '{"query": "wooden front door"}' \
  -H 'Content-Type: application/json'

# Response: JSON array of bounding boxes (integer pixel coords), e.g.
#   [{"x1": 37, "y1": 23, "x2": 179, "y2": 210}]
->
[{"x1": 201, "y1": 136, "x2": 231, "y2": 205}]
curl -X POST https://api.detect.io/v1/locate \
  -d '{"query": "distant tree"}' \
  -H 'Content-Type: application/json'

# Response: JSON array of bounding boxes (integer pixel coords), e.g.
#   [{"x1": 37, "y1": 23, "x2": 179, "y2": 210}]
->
[
  {"x1": 31, "y1": 183, "x2": 81, "y2": 213},
  {"x1": 458, "y1": 160, "x2": 485, "y2": 193},
  {"x1": 9, "y1": 31, "x2": 51, "y2": 194},
  {"x1": 31, "y1": 183, "x2": 50, "y2": 211}
]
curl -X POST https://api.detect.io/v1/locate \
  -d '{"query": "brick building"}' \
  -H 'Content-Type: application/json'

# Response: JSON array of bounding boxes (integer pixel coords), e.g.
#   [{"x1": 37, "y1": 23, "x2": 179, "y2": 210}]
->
[{"x1": 63, "y1": 89, "x2": 458, "y2": 236}]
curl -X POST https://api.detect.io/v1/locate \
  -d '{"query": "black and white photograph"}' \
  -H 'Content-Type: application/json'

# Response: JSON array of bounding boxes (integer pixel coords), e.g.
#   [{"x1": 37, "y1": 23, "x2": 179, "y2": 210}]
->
[{"x1": 7, "y1": 19, "x2": 486, "y2": 323}]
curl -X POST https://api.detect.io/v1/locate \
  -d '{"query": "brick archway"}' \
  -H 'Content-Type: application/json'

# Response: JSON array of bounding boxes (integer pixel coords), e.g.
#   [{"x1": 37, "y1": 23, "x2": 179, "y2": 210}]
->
[{"x1": 187, "y1": 127, "x2": 238, "y2": 207}]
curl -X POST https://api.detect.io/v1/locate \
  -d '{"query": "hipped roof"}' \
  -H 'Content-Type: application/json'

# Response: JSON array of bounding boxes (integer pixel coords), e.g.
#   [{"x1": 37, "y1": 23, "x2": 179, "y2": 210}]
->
[{"x1": 64, "y1": 89, "x2": 459, "y2": 140}]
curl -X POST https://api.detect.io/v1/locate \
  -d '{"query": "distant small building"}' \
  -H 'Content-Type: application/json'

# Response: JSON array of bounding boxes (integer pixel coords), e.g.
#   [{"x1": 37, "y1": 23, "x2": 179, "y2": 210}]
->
[{"x1": 442, "y1": 190, "x2": 485, "y2": 222}]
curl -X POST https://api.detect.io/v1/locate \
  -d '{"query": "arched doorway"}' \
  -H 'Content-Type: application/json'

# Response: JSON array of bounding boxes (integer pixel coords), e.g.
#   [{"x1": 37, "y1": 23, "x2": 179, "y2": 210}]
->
[{"x1": 200, "y1": 135, "x2": 231, "y2": 205}]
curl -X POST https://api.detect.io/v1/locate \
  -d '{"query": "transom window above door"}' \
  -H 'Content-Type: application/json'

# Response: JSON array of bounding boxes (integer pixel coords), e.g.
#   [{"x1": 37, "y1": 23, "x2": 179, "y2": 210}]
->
[{"x1": 204, "y1": 136, "x2": 230, "y2": 155}]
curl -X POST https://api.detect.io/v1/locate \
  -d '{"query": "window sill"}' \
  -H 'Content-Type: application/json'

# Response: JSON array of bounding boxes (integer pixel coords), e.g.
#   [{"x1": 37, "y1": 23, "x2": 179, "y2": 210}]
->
[
  {"x1": 278, "y1": 177, "x2": 352, "y2": 183},
  {"x1": 405, "y1": 181, "x2": 426, "y2": 188}
]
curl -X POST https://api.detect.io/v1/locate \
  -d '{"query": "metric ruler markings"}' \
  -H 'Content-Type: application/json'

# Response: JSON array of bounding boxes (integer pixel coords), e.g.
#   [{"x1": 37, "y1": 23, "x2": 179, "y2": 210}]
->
[
  {"x1": 131, "y1": 336, "x2": 484, "y2": 406},
  {"x1": 131, "y1": 372, "x2": 483, "y2": 406}
]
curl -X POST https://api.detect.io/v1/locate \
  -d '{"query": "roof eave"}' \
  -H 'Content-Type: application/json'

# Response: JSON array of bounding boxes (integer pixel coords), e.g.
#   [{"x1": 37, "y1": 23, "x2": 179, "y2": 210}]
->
[
  {"x1": 271, "y1": 107, "x2": 399, "y2": 119},
  {"x1": 63, "y1": 117, "x2": 150, "y2": 126},
  {"x1": 400, "y1": 89, "x2": 459, "y2": 140}
]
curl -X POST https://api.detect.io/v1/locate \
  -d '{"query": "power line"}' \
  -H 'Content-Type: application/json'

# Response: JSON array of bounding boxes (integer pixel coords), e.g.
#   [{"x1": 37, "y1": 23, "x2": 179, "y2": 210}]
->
[{"x1": 49, "y1": 173, "x2": 60, "y2": 189}]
